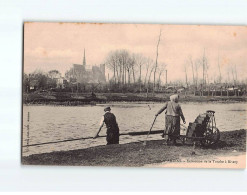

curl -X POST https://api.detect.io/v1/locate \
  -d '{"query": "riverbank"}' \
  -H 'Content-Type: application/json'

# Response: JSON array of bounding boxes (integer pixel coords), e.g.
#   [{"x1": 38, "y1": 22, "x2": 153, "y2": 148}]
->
[
  {"x1": 22, "y1": 129, "x2": 246, "y2": 168},
  {"x1": 23, "y1": 92, "x2": 247, "y2": 105}
]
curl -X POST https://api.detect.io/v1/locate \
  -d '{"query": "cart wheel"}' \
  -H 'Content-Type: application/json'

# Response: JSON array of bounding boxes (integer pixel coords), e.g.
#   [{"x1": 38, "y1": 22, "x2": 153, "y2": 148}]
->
[{"x1": 201, "y1": 127, "x2": 220, "y2": 147}]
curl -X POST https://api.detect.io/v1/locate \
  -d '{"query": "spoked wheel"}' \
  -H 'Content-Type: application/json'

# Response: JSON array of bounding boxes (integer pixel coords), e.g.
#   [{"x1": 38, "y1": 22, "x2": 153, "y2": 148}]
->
[{"x1": 200, "y1": 127, "x2": 220, "y2": 147}]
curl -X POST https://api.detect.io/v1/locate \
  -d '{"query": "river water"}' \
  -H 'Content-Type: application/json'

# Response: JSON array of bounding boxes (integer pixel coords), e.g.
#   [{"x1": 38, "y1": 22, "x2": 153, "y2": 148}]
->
[{"x1": 22, "y1": 102, "x2": 247, "y2": 156}]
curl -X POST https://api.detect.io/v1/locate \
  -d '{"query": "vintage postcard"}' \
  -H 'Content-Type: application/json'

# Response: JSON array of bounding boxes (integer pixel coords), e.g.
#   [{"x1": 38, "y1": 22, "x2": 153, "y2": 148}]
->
[{"x1": 22, "y1": 22, "x2": 246, "y2": 168}]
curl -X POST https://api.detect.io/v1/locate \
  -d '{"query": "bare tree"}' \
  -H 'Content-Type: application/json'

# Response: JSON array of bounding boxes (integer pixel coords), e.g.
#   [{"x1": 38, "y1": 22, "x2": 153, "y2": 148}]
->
[
  {"x1": 202, "y1": 49, "x2": 206, "y2": 86},
  {"x1": 205, "y1": 57, "x2": 209, "y2": 85},
  {"x1": 105, "y1": 49, "x2": 133, "y2": 88},
  {"x1": 148, "y1": 65, "x2": 155, "y2": 85},
  {"x1": 195, "y1": 49, "x2": 209, "y2": 91},
  {"x1": 188, "y1": 56, "x2": 195, "y2": 86},
  {"x1": 231, "y1": 65, "x2": 236, "y2": 85},
  {"x1": 144, "y1": 58, "x2": 153, "y2": 87},
  {"x1": 157, "y1": 63, "x2": 166, "y2": 90},
  {"x1": 146, "y1": 65, "x2": 155, "y2": 97},
  {"x1": 105, "y1": 51, "x2": 118, "y2": 84},
  {"x1": 217, "y1": 51, "x2": 222, "y2": 83},
  {"x1": 235, "y1": 64, "x2": 238, "y2": 84},
  {"x1": 133, "y1": 53, "x2": 146, "y2": 92},
  {"x1": 48, "y1": 70, "x2": 61, "y2": 79},
  {"x1": 153, "y1": 29, "x2": 162, "y2": 93},
  {"x1": 184, "y1": 63, "x2": 188, "y2": 88},
  {"x1": 131, "y1": 53, "x2": 136, "y2": 83},
  {"x1": 126, "y1": 55, "x2": 135, "y2": 86},
  {"x1": 227, "y1": 70, "x2": 230, "y2": 84},
  {"x1": 194, "y1": 59, "x2": 200, "y2": 88}
]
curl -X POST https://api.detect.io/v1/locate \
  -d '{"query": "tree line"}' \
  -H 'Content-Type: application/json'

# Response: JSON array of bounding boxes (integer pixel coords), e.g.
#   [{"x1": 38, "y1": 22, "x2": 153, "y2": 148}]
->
[
  {"x1": 182, "y1": 49, "x2": 246, "y2": 93},
  {"x1": 23, "y1": 70, "x2": 64, "y2": 92},
  {"x1": 105, "y1": 29, "x2": 166, "y2": 93},
  {"x1": 105, "y1": 49, "x2": 167, "y2": 93}
]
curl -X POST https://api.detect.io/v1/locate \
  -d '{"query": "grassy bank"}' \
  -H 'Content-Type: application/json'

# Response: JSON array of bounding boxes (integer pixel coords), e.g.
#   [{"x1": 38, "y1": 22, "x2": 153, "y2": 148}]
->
[
  {"x1": 23, "y1": 92, "x2": 247, "y2": 105},
  {"x1": 22, "y1": 129, "x2": 246, "y2": 167}
]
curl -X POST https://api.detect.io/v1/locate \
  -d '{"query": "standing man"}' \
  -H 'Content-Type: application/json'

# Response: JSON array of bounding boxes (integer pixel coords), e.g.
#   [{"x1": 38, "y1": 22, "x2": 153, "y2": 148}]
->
[{"x1": 93, "y1": 107, "x2": 120, "y2": 145}]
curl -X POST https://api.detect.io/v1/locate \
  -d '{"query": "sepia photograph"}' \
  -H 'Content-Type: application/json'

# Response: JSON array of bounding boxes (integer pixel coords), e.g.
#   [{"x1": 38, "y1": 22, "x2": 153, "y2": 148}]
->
[{"x1": 21, "y1": 22, "x2": 246, "y2": 168}]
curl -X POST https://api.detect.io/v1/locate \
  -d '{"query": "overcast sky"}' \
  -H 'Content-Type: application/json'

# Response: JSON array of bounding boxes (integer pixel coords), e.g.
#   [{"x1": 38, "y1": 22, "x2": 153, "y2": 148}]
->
[{"x1": 24, "y1": 22, "x2": 247, "y2": 83}]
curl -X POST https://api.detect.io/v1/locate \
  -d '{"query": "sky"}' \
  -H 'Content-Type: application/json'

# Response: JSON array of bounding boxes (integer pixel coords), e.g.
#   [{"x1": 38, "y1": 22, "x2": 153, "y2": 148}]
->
[{"x1": 24, "y1": 22, "x2": 247, "y2": 83}]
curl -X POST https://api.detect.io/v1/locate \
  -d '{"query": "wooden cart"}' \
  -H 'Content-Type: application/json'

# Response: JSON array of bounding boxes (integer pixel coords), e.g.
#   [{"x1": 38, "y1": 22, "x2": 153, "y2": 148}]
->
[{"x1": 179, "y1": 110, "x2": 220, "y2": 146}]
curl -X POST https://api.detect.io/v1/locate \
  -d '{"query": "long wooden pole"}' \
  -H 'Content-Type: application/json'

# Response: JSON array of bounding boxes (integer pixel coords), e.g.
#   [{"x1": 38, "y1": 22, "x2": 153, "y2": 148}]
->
[
  {"x1": 22, "y1": 129, "x2": 164, "y2": 147},
  {"x1": 143, "y1": 116, "x2": 158, "y2": 145}
]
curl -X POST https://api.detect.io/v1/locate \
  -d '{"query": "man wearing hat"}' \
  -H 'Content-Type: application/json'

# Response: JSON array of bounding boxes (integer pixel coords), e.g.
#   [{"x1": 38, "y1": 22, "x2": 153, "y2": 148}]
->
[{"x1": 93, "y1": 106, "x2": 120, "y2": 145}]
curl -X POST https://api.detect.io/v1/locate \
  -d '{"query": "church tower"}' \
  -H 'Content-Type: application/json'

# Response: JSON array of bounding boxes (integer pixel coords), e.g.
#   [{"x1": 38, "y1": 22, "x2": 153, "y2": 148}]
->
[{"x1": 83, "y1": 48, "x2": 86, "y2": 66}]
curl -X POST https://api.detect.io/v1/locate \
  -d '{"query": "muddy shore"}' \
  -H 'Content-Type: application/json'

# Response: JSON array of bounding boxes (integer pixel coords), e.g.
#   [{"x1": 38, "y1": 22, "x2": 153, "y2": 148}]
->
[{"x1": 22, "y1": 129, "x2": 246, "y2": 167}]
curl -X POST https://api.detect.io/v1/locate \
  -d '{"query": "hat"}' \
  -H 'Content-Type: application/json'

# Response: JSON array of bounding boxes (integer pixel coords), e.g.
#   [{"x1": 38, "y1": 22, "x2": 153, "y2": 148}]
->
[
  {"x1": 170, "y1": 94, "x2": 179, "y2": 103},
  {"x1": 104, "y1": 106, "x2": 111, "y2": 112}
]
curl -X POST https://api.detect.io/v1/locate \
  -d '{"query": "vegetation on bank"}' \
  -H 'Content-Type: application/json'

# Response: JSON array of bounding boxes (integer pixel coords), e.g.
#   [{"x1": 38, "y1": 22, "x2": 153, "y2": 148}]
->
[
  {"x1": 22, "y1": 129, "x2": 246, "y2": 166},
  {"x1": 23, "y1": 91, "x2": 247, "y2": 105}
]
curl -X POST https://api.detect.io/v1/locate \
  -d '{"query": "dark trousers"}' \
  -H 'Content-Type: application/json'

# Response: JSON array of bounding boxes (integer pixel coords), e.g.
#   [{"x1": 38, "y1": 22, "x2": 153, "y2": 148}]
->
[{"x1": 106, "y1": 127, "x2": 119, "y2": 145}]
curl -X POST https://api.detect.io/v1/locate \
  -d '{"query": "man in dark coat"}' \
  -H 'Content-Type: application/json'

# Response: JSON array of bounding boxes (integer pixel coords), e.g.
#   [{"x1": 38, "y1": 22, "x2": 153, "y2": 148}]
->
[{"x1": 93, "y1": 107, "x2": 119, "y2": 145}]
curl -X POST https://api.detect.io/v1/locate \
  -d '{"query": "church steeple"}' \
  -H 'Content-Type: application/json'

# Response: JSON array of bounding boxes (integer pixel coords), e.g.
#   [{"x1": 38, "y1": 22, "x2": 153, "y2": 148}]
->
[{"x1": 83, "y1": 48, "x2": 86, "y2": 66}]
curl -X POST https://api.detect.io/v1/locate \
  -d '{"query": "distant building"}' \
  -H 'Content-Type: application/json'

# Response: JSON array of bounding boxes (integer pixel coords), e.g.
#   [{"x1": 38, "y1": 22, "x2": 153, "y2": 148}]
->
[
  {"x1": 65, "y1": 49, "x2": 106, "y2": 84},
  {"x1": 54, "y1": 77, "x2": 68, "y2": 88},
  {"x1": 29, "y1": 80, "x2": 38, "y2": 91}
]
